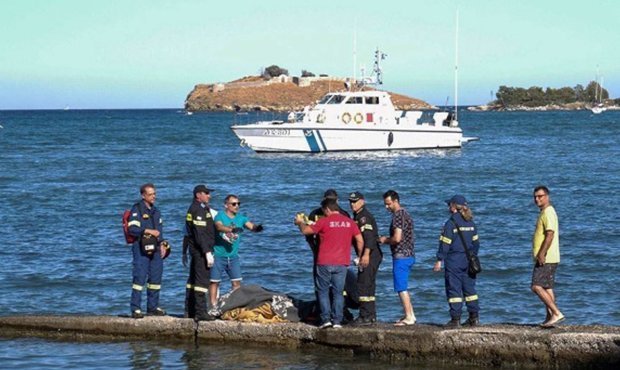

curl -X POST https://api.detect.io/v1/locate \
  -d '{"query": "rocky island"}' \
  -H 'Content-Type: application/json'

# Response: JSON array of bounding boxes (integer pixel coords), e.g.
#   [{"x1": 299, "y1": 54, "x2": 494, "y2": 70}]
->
[{"x1": 184, "y1": 70, "x2": 432, "y2": 112}]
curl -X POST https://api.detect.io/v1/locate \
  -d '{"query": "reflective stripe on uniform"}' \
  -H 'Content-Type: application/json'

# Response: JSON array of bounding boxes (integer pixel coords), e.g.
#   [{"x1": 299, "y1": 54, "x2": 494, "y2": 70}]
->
[
  {"x1": 440, "y1": 236, "x2": 452, "y2": 244},
  {"x1": 186, "y1": 213, "x2": 193, "y2": 221},
  {"x1": 448, "y1": 297, "x2": 463, "y2": 303},
  {"x1": 147, "y1": 283, "x2": 161, "y2": 290},
  {"x1": 128, "y1": 220, "x2": 141, "y2": 227},
  {"x1": 360, "y1": 224, "x2": 374, "y2": 232},
  {"x1": 186, "y1": 284, "x2": 194, "y2": 289},
  {"x1": 465, "y1": 295, "x2": 478, "y2": 302},
  {"x1": 359, "y1": 296, "x2": 375, "y2": 302},
  {"x1": 472, "y1": 234, "x2": 479, "y2": 241},
  {"x1": 193, "y1": 220, "x2": 207, "y2": 226},
  {"x1": 194, "y1": 285, "x2": 208, "y2": 293},
  {"x1": 132, "y1": 284, "x2": 143, "y2": 291},
  {"x1": 342, "y1": 291, "x2": 347, "y2": 296}
]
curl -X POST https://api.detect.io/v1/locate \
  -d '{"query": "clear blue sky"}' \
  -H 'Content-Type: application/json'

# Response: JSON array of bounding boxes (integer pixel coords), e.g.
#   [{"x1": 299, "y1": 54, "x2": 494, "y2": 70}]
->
[{"x1": 1, "y1": 0, "x2": 618, "y2": 109}]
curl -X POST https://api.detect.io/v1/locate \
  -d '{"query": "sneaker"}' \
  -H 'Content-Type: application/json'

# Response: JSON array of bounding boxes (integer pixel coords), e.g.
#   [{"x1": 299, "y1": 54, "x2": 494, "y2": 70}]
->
[
  {"x1": 131, "y1": 310, "x2": 144, "y2": 319},
  {"x1": 332, "y1": 324, "x2": 342, "y2": 329},
  {"x1": 147, "y1": 307, "x2": 166, "y2": 316},
  {"x1": 318, "y1": 322, "x2": 332, "y2": 329},
  {"x1": 444, "y1": 318, "x2": 461, "y2": 328},
  {"x1": 195, "y1": 312, "x2": 216, "y2": 322}
]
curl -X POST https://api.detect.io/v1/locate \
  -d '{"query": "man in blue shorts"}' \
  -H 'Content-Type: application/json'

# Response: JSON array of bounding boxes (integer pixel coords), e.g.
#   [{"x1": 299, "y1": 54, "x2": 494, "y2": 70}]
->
[
  {"x1": 379, "y1": 190, "x2": 417, "y2": 326},
  {"x1": 209, "y1": 194, "x2": 263, "y2": 312}
]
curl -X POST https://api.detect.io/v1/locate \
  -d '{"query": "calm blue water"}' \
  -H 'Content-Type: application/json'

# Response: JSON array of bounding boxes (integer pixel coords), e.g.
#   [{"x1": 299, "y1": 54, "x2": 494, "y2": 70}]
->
[{"x1": 1, "y1": 108, "x2": 619, "y2": 368}]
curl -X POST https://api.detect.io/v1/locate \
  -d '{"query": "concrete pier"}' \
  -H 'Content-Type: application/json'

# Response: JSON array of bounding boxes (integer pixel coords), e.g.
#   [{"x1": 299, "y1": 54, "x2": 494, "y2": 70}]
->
[{"x1": 1, "y1": 315, "x2": 618, "y2": 368}]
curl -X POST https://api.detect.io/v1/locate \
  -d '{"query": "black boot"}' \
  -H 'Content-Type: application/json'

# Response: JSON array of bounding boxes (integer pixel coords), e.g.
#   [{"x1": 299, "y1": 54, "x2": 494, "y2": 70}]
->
[
  {"x1": 463, "y1": 313, "x2": 479, "y2": 327},
  {"x1": 444, "y1": 317, "x2": 461, "y2": 328},
  {"x1": 193, "y1": 292, "x2": 215, "y2": 321}
]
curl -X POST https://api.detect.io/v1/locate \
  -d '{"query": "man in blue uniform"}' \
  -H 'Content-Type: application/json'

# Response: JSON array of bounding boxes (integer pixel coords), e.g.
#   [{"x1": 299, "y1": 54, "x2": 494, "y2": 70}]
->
[
  {"x1": 349, "y1": 191, "x2": 382, "y2": 325},
  {"x1": 127, "y1": 183, "x2": 167, "y2": 319},
  {"x1": 433, "y1": 195, "x2": 480, "y2": 327},
  {"x1": 185, "y1": 184, "x2": 217, "y2": 321}
]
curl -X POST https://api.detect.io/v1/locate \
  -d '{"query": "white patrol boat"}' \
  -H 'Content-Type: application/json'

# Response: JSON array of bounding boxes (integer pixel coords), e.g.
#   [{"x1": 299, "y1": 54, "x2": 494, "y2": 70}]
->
[{"x1": 231, "y1": 50, "x2": 473, "y2": 153}]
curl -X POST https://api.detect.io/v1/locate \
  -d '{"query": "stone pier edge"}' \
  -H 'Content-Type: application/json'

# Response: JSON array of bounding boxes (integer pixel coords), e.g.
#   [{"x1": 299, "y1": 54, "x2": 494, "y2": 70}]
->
[{"x1": 1, "y1": 315, "x2": 619, "y2": 368}]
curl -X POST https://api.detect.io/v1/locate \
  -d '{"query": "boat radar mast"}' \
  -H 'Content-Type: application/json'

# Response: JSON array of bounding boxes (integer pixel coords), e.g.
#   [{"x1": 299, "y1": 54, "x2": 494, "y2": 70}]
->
[{"x1": 359, "y1": 48, "x2": 387, "y2": 87}]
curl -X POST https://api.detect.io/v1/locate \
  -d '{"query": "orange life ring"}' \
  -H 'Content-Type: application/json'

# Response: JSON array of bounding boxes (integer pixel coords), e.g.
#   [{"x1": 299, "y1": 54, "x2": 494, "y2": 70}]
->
[
  {"x1": 354, "y1": 113, "x2": 363, "y2": 124},
  {"x1": 342, "y1": 112, "x2": 352, "y2": 124}
]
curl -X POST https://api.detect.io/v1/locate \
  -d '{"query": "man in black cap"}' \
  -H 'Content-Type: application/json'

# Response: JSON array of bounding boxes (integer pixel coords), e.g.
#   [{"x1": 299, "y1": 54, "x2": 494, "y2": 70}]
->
[
  {"x1": 184, "y1": 184, "x2": 217, "y2": 321},
  {"x1": 348, "y1": 191, "x2": 382, "y2": 325}
]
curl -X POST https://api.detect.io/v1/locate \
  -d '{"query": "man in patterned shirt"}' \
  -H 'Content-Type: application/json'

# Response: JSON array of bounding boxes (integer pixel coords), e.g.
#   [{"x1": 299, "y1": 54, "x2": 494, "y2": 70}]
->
[{"x1": 379, "y1": 190, "x2": 417, "y2": 326}]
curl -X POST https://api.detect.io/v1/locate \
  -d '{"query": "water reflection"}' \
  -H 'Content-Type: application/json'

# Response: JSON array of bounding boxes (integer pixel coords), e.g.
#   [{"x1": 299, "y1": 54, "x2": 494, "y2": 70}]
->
[{"x1": 129, "y1": 342, "x2": 163, "y2": 370}]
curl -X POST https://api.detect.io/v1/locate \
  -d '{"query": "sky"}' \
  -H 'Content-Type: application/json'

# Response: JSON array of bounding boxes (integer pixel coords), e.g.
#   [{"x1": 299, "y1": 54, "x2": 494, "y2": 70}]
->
[{"x1": 1, "y1": 0, "x2": 618, "y2": 109}]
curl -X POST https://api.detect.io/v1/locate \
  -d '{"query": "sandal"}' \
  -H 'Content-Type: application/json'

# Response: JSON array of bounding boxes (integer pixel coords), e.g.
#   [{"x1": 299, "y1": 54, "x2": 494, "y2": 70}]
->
[{"x1": 394, "y1": 318, "x2": 416, "y2": 326}]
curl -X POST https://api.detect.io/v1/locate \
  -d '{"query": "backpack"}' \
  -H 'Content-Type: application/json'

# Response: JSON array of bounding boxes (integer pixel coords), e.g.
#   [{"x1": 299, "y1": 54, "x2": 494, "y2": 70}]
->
[{"x1": 122, "y1": 202, "x2": 142, "y2": 245}]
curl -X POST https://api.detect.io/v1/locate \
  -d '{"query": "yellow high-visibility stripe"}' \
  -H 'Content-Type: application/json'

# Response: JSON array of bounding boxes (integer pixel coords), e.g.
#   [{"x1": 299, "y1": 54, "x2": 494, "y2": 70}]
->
[
  {"x1": 465, "y1": 295, "x2": 478, "y2": 302},
  {"x1": 132, "y1": 284, "x2": 143, "y2": 291},
  {"x1": 186, "y1": 284, "x2": 194, "y2": 289},
  {"x1": 194, "y1": 286, "x2": 208, "y2": 293},
  {"x1": 360, "y1": 225, "x2": 374, "y2": 232},
  {"x1": 448, "y1": 297, "x2": 463, "y2": 303},
  {"x1": 147, "y1": 284, "x2": 161, "y2": 290},
  {"x1": 193, "y1": 220, "x2": 207, "y2": 226},
  {"x1": 128, "y1": 220, "x2": 141, "y2": 227},
  {"x1": 440, "y1": 236, "x2": 452, "y2": 244},
  {"x1": 342, "y1": 291, "x2": 347, "y2": 296},
  {"x1": 472, "y1": 235, "x2": 479, "y2": 241},
  {"x1": 359, "y1": 296, "x2": 376, "y2": 302},
  {"x1": 186, "y1": 214, "x2": 193, "y2": 221}
]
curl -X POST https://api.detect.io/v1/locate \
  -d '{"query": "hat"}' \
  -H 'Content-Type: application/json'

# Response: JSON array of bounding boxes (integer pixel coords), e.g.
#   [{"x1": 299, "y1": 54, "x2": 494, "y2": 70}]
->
[
  {"x1": 193, "y1": 184, "x2": 213, "y2": 196},
  {"x1": 348, "y1": 191, "x2": 364, "y2": 202},
  {"x1": 445, "y1": 195, "x2": 467, "y2": 206},
  {"x1": 323, "y1": 189, "x2": 338, "y2": 199}
]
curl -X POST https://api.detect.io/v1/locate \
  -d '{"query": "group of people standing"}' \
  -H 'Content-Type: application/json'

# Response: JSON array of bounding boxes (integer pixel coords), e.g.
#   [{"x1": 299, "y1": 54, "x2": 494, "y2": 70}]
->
[{"x1": 126, "y1": 183, "x2": 563, "y2": 329}]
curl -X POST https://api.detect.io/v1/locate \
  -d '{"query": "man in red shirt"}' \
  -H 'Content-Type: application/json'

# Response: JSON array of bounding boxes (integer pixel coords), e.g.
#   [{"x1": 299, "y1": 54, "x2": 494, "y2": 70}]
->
[{"x1": 295, "y1": 198, "x2": 363, "y2": 328}]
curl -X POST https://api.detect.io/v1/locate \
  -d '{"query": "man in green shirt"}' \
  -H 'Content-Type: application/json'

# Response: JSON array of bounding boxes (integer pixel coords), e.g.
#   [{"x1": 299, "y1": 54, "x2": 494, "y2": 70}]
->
[{"x1": 531, "y1": 185, "x2": 564, "y2": 327}]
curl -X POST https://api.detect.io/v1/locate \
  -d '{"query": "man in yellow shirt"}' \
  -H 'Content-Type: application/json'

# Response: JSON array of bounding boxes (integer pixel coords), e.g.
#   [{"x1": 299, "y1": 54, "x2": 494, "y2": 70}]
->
[{"x1": 531, "y1": 186, "x2": 564, "y2": 327}]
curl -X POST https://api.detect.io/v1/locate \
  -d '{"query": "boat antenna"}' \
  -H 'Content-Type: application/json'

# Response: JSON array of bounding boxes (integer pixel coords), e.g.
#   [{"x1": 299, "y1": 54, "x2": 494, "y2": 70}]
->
[
  {"x1": 352, "y1": 23, "x2": 357, "y2": 91},
  {"x1": 454, "y1": 9, "x2": 459, "y2": 121}
]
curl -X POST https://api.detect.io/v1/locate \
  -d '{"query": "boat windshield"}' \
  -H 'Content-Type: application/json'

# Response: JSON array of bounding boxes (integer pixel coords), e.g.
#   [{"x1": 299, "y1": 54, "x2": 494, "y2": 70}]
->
[
  {"x1": 317, "y1": 94, "x2": 334, "y2": 104},
  {"x1": 327, "y1": 95, "x2": 346, "y2": 104}
]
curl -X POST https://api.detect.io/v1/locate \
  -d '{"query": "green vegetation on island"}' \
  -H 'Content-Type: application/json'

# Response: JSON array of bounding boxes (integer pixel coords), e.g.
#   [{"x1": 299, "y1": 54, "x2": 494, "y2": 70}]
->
[{"x1": 485, "y1": 81, "x2": 620, "y2": 109}]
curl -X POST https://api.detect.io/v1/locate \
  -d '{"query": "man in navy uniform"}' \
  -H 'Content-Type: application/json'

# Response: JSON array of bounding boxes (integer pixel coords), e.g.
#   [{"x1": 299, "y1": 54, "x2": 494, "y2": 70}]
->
[
  {"x1": 348, "y1": 191, "x2": 382, "y2": 325},
  {"x1": 127, "y1": 183, "x2": 168, "y2": 318}
]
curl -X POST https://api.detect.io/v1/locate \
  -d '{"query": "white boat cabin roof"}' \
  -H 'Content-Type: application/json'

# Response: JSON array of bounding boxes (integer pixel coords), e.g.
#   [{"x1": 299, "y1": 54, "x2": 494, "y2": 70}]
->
[{"x1": 315, "y1": 91, "x2": 391, "y2": 106}]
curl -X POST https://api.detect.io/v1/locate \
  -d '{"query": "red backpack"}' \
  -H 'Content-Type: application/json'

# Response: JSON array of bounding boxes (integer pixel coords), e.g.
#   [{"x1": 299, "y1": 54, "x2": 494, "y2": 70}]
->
[{"x1": 122, "y1": 202, "x2": 142, "y2": 244}]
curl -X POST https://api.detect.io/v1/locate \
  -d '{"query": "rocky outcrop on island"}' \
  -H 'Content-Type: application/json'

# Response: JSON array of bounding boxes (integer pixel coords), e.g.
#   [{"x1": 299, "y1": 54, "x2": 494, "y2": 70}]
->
[{"x1": 184, "y1": 75, "x2": 433, "y2": 112}]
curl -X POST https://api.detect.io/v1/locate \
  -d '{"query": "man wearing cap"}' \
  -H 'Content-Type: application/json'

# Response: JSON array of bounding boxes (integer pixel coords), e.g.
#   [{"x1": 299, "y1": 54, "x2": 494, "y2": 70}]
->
[
  {"x1": 185, "y1": 184, "x2": 217, "y2": 321},
  {"x1": 348, "y1": 191, "x2": 382, "y2": 325},
  {"x1": 433, "y1": 195, "x2": 480, "y2": 327},
  {"x1": 531, "y1": 185, "x2": 564, "y2": 327},
  {"x1": 379, "y1": 190, "x2": 417, "y2": 326},
  {"x1": 127, "y1": 183, "x2": 168, "y2": 318}
]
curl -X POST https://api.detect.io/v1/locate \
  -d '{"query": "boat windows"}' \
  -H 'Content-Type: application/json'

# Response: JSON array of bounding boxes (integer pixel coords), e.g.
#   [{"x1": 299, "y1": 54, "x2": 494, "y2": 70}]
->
[
  {"x1": 345, "y1": 96, "x2": 364, "y2": 104},
  {"x1": 327, "y1": 95, "x2": 346, "y2": 104},
  {"x1": 317, "y1": 94, "x2": 334, "y2": 104},
  {"x1": 365, "y1": 96, "x2": 379, "y2": 105}
]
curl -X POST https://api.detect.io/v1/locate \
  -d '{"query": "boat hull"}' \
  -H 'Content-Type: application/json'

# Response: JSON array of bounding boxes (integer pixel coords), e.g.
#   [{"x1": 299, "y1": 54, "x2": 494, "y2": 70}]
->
[{"x1": 231, "y1": 123, "x2": 463, "y2": 153}]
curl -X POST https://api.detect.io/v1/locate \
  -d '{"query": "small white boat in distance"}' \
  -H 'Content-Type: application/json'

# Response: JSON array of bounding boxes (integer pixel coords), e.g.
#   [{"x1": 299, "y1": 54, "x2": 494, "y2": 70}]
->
[{"x1": 231, "y1": 90, "x2": 465, "y2": 153}]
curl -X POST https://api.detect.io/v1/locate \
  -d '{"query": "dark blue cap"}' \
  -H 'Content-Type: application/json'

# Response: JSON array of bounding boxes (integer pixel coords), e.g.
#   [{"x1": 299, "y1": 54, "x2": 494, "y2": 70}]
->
[{"x1": 445, "y1": 195, "x2": 467, "y2": 206}]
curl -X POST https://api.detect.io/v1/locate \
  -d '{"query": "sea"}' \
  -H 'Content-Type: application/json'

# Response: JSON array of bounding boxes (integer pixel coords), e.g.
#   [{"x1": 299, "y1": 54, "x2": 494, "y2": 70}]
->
[{"x1": 0, "y1": 108, "x2": 618, "y2": 369}]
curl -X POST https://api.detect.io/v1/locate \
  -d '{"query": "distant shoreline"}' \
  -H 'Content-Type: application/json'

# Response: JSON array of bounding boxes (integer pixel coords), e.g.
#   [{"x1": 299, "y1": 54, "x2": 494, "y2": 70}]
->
[{"x1": 467, "y1": 103, "x2": 620, "y2": 112}]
